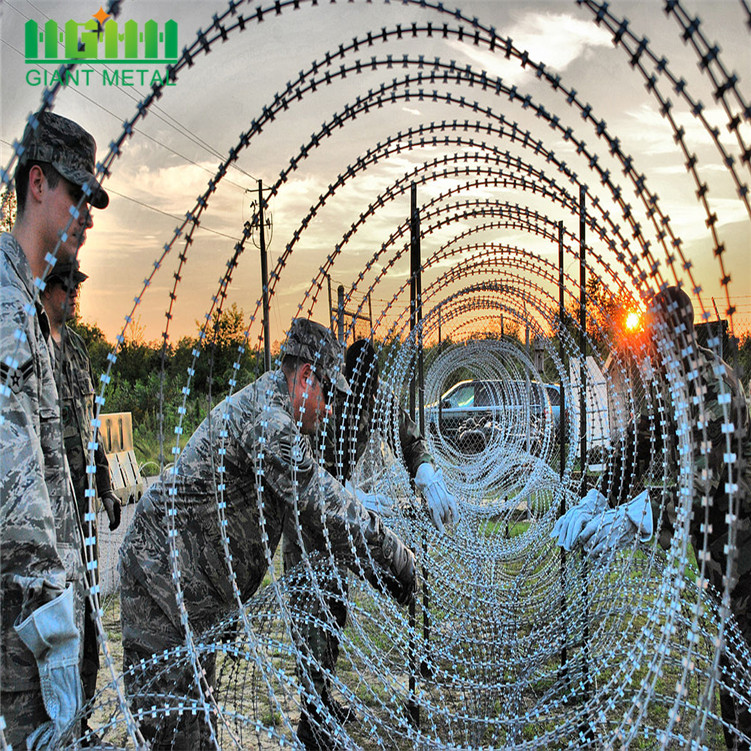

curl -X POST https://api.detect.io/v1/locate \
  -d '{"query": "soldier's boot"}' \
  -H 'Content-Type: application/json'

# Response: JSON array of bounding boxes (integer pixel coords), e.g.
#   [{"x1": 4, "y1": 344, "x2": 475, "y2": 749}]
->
[
  {"x1": 80, "y1": 723, "x2": 100, "y2": 747},
  {"x1": 81, "y1": 721, "x2": 122, "y2": 750},
  {"x1": 296, "y1": 711, "x2": 332, "y2": 751},
  {"x1": 80, "y1": 720, "x2": 123, "y2": 750},
  {"x1": 326, "y1": 695, "x2": 356, "y2": 726},
  {"x1": 296, "y1": 691, "x2": 356, "y2": 750},
  {"x1": 81, "y1": 731, "x2": 122, "y2": 750}
]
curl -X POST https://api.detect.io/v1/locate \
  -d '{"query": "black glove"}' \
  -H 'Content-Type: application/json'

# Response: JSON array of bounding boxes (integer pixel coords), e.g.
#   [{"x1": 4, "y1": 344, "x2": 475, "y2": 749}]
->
[
  {"x1": 101, "y1": 491, "x2": 121, "y2": 531},
  {"x1": 384, "y1": 564, "x2": 415, "y2": 606}
]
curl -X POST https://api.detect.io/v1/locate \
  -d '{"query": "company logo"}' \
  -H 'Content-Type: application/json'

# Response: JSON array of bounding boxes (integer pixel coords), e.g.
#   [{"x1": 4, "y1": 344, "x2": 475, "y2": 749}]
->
[{"x1": 25, "y1": 7, "x2": 178, "y2": 64}]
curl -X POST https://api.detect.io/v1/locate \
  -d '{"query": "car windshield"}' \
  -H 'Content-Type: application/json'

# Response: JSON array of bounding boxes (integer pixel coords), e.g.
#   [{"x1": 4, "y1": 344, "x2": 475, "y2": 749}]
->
[
  {"x1": 441, "y1": 380, "x2": 548, "y2": 409},
  {"x1": 446, "y1": 384, "x2": 475, "y2": 408},
  {"x1": 494, "y1": 381, "x2": 546, "y2": 407}
]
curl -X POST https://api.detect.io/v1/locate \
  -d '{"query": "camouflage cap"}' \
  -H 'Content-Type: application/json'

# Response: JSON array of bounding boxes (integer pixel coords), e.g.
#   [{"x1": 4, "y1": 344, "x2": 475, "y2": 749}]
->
[
  {"x1": 46, "y1": 258, "x2": 88, "y2": 286},
  {"x1": 18, "y1": 111, "x2": 109, "y2": 209},
  {"x1": 284, "y1": 318, "x2": 350, "y2": 394}
]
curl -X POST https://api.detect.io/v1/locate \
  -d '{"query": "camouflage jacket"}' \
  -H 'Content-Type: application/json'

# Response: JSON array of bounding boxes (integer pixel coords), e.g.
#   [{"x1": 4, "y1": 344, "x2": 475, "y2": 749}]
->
[
  {"x1": 601, "y1": 344, "x2": 751, "y2": 578},
  {"x1": 120, "y1": 370, "x2": 400, "y2": 634},
  {"x1": 0, "y1": 232, "x2": 84, "y2": 691},
  {"x1": 686, "y1": 345, "x2": 751, "y2": 578},
  {"x1": 322, "y1": 388, "x2": 433, "y2": 483},
  {"x1": 52, "y1": 325, "x2": 113, "y2": 521}
]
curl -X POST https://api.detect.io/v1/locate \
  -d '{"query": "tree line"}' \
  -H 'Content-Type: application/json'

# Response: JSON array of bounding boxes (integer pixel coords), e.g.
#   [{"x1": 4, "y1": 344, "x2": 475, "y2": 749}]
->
[
  {"x1": 72, "y1": 303, "x2": 266, "y2": 467},
  {"x1": 70, "y1": 295, "x2": 751, "y2": 470}
]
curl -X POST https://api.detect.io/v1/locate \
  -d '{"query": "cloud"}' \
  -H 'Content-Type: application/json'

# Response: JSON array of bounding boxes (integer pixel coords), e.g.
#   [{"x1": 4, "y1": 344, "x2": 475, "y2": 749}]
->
[
  {"x1": 619, "y1": 103, "x2": 743, "y2": 155},
  {"x1": 446, "y1": 12, "x2": 612, "y2": 84},
  {"x1": 124, "y1": 160, "x2": 223, "y2": 212},
  {"x1": 105, "y1": 156, "x2": 255, "y2": 245}
]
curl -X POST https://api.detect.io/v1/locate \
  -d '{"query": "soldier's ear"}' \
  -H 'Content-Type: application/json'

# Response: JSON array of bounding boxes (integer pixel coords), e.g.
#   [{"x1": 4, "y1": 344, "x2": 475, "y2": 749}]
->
[
  {"x1": 27, "y1": 164, "x2": 47, "y2": 204},
  {"x1": 299, "y1": 362, "x2": 314, "y2": 383}
]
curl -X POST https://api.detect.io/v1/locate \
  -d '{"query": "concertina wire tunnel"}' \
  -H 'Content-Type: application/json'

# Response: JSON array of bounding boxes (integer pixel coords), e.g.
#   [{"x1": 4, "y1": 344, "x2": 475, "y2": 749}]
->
[{"x1": 1, "y1": 0, "x2": 750, "y2": 747}]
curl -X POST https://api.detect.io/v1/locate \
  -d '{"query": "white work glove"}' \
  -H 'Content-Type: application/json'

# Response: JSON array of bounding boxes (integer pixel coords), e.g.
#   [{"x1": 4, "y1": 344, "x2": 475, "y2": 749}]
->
[
  {"x1": 579, "y1": 490, "x2": 653, "y2": 559},
  {"x1": 345, "y1": 479, "x2": 395, "y2": 518},
  {"x1": 14, "y1": 586, "x2": 82, "y2": 749},
  {"x1": 414, "y1": 463, "x2": 458, "y2": 533},
  {"x1": 551, "y1": 488, "x2": 608, "y2": 551}
]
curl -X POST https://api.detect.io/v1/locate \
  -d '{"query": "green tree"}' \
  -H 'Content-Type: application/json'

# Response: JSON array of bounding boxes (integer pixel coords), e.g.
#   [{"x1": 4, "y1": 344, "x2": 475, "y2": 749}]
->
[
  {"x1": 560, "y1": 277, "x2": 640, "y2": 360},
  {"x1": 737, "y1": 333, "x2": 751, "y2": 390},
  {"x1": 69, "y1": 318, "x2": 110, "y2": 380},
  {"x1": 194, "y1": 303, "x2": 260, "y2": 392}
]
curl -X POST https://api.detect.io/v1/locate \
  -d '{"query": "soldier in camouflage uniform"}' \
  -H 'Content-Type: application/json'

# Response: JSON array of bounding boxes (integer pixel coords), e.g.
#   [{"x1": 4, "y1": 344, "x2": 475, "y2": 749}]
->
[
  {"x1": 644, "y1": 287, "x2": 749, "y2": 749},
  {"x1": 324, "y1": 339, "x2": 435, "y2": 485},
  {"x1": 283, "y1": 338, "x2": 457, "y2": 747},
  {"x1": 559, "y1": 286, "x2": 751, "y2": 749},
  {"x1": 0, "y1": 111, "x2": 108, "y2": 748},
  {"x1": 119, "y1": 319, "x2": 416, "y2": 749},
  {"x1": 40, "y1": 258, "x2": 121, "y2": 740}
]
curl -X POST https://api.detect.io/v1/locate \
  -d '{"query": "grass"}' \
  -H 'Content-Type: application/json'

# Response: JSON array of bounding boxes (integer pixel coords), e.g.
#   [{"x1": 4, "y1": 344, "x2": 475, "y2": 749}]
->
[{"x1": 85, "y1": 523, "x2": 730, "y2": 749}]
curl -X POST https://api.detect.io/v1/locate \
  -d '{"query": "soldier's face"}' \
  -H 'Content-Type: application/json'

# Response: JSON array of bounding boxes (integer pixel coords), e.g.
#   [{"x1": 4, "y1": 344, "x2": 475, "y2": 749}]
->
[
  {"x1": 43, "y1": 280, "x2": 78, "y2": 326},
  {"x1": 43, "y1": 173, "x2": 94, "y2": 262},
  {"x1": 292, "y1": 363, "x2": 332, "y2": 434}
]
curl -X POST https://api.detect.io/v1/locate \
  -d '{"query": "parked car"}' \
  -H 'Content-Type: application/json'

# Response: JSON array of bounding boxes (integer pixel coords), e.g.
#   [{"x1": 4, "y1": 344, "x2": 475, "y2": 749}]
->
[{"x1": 426, "y1": 379, "x2": 553, "y2": 453}]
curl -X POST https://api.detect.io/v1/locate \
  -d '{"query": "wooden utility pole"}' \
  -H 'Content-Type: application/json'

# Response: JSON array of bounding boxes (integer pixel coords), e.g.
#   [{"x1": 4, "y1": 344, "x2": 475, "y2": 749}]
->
[{"x1": 258, "y1": 180, "x2": 271, "y2": 373}]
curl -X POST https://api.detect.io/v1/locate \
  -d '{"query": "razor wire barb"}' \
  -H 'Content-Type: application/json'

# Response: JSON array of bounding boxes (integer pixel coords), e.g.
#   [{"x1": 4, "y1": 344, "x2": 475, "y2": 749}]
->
[{"x1": 1, "y1": 0, "x2": 750, "y2": 748}]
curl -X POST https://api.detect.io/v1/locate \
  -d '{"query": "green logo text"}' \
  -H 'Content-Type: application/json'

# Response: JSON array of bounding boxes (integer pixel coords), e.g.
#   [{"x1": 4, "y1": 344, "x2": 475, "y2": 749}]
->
[{"x1": 25, "y1": 7, "x2": 178, "y2": 64}]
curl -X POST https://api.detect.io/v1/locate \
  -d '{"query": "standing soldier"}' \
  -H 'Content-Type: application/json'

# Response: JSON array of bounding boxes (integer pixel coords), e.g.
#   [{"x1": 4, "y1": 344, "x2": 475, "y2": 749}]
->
[
  {"x1": 552, "y1": 286, "x2": 751, "y2": 748},
  {"x1": 0, "y1": 111, "x2": 108, "y2": 748},
  {"x1": 328, "y1": 339, "x2": 457, "y2": 532},
  {"x1": 119, "y1": 318, "x2": 416, "y2": 749},
  {"x1": 40, "y1": 258, "x2": 121, "y2": 743}
]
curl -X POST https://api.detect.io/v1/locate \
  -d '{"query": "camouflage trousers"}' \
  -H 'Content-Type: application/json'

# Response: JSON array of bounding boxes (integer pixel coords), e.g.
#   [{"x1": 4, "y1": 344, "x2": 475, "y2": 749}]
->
[
  {"x1": 282, "y1": 536, "x2": 349, "y2": 703},
  {"x1": 0, "y1": 687, "x2": 81, "y2": 749},
  {"x1": 120, "y1": 563, "x2": 217, "y2": 750},
  {"x1": 714, "y1": 569, "x2": 751, "y2": 750},
  {"x1": 81, "y1": 589, "x2": 100, "y2": 722}
]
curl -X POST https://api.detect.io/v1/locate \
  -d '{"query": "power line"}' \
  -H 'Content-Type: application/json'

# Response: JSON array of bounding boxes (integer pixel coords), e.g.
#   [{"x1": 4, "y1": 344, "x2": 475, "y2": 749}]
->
[
  {"x1": 0, "y1": 145, "x2": 241, "y2": 243},
  {"x1": 2, "y1": 37, "x2": 254, "y2": 194},
  {"x1": 102, "y1": 186, "x2": 242, "y2": 241},
  {"x1": 0, "y1": 138, "x2": 237, "y2": 241},
  {"x1": 3, "y1": 1, "x2": 262, "y2": 190}
]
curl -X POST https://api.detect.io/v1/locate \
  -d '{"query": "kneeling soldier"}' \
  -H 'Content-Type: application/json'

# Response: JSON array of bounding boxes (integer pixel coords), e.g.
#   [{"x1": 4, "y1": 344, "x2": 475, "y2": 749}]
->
[{"x1": 119, "y1": 318, "x2": 415, "y2": 748}]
